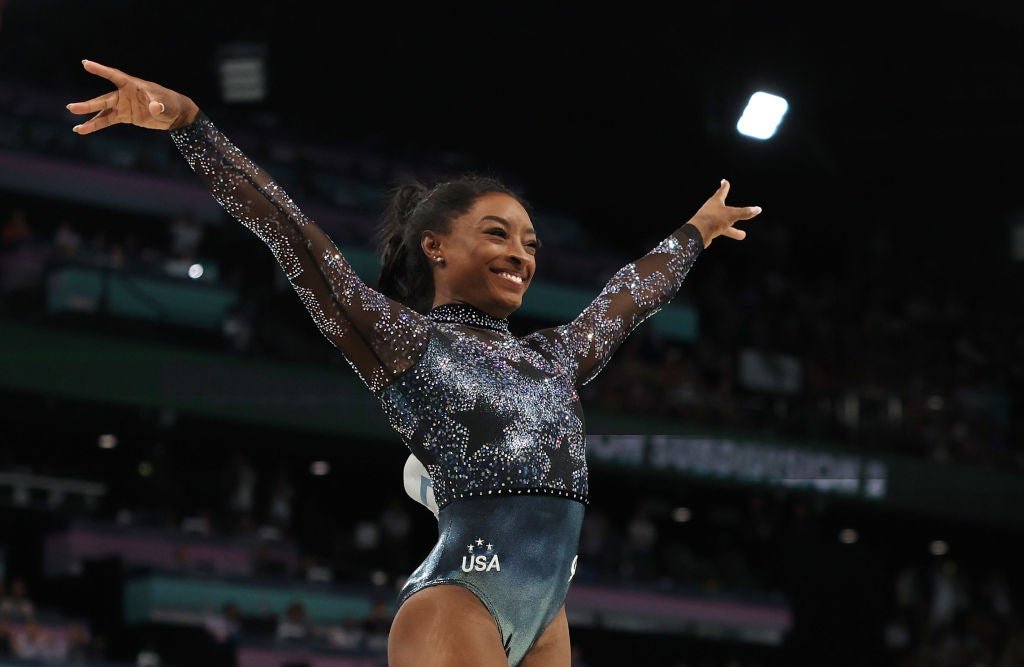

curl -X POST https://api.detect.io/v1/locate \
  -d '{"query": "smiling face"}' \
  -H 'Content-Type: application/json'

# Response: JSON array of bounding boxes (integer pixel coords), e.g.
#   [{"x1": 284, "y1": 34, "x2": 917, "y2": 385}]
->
[{"x1": 421, "y1": 191, "x2": 540, "y2": 318}]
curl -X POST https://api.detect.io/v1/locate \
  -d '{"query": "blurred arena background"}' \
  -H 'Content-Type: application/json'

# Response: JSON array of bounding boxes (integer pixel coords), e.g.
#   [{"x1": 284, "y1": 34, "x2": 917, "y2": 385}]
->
[{"x1": 1, "y1": 1, "x2": 1022, "y2": 666}]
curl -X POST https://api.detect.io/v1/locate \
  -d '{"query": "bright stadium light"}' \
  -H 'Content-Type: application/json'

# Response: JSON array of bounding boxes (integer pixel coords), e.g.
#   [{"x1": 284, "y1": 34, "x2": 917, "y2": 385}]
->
[
  {"x1": 216, "y1": 42, "x2": 268, "y2": 103},
  {"x1": 737, "y1": 91, "x2": 789, "y2": 140}
]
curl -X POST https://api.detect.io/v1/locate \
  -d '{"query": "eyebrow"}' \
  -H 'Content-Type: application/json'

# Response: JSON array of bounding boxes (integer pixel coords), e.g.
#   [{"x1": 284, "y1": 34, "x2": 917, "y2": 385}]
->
[{"x1": 480, "y1": 215, "x2": 542, "y2": 247}]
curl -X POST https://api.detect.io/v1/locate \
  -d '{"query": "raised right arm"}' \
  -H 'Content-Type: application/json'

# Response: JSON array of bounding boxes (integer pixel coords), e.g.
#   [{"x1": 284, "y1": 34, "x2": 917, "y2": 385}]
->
[
  {"x1": 66, "y1": 60, "x2": 432, "y2": 392},
  {"x1": 169, "y1": 112, "x2": 431, "y2": 393}
]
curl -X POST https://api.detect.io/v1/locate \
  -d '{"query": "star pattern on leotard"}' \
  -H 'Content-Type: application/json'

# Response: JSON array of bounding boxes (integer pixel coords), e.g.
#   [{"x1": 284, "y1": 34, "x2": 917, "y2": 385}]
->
[
  {"x1": 465, "y1": 538, "x2": 496, "y2": 554},
  {"x1": 170, "y1": 114, "x2": 702, "y2": 513}
]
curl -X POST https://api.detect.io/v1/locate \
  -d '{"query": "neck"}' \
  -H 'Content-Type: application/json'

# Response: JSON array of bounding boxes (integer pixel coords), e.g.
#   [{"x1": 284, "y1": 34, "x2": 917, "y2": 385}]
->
[
  {"x1": 431, "y1": 296, "x2": 511, "y2": 320},
  {"x1": 428, "y1": 301, "x2": 510, "y2": 333}
]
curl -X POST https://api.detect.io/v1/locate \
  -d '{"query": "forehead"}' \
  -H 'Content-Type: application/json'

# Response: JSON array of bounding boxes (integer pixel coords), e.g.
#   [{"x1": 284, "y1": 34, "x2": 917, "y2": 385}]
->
[{"x1": 463, "y1": 192, "x2": 534, "y2": 230}]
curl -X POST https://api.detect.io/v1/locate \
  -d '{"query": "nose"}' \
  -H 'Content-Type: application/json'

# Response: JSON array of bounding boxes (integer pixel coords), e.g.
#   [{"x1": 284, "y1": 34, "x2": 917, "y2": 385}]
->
[{"x1": 508, "y1": 241, "x2": 532, "y2": 264}]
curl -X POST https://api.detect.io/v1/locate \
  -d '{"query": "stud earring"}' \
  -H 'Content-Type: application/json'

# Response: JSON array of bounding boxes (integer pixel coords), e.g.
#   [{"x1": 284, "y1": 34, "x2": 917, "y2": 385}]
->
[{"x1": 434, "y1": 256, "x2": 444, "y2": 264}]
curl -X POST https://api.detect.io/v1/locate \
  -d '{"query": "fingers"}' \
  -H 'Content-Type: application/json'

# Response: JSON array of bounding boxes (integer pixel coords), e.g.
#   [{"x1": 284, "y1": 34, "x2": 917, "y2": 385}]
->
[
  {"x1": 732, "y1": 205, "x2": 763, "y2": 220},
  {"x1": 66, "y1": 90, "x2": 118, "y2": 115},
  {"x1": 717, "y1": 178, "x2": 731, "y2": 202},
  {"x1": 148, "y1": 99, "x2": 166, "y2": 115},
  {"x1": 721, "y1": 227, "x2": 747, "y2": 242},
  {"x1": 73, "y1": 108, "x2": 117, "y2": 135},
  {"x1": 81, "y1": 59, "x2": 130, "y2": 87}
]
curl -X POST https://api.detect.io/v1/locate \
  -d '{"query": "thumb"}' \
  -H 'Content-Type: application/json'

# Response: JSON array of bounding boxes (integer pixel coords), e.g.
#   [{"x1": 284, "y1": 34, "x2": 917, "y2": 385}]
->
[{"x1": 148, "y1": 99, "x2": 166, "y2": 116}]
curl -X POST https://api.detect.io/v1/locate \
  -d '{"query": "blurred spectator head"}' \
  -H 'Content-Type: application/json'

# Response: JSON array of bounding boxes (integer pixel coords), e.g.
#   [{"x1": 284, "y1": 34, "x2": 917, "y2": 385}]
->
[
  {"x1": 286, "y1": 601, "x2": 305, "y2": 622},
  {"x1": 1, "y1": 208, "x2": 32, "y2": 249},
  {"x1": 0, "y1": 578, "x2": 34, "y2": 618},
  {"x1": 276, "y1": 601, "x2": 310, "y2": 642},
  {"x1": 53, "y1": 220, "x2": 82, "y2": 259}
]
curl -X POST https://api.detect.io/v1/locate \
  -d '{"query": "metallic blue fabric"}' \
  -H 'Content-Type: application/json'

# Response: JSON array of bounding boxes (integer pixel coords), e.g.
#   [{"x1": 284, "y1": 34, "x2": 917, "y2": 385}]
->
[{"x1": 398, "y1": 495, "x2": 585, "y2": 666}]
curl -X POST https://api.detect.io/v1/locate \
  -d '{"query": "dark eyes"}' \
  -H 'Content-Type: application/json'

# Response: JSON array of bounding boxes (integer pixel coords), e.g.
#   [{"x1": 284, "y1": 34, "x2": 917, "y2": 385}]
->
[{"x1": 487, "y1": 228, "x2": 539, "y2": 249}]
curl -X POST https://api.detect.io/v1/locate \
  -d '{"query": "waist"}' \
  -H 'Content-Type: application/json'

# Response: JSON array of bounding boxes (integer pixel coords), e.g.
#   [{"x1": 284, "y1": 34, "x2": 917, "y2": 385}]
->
[
  {"x1": 437, "y1": 494, "x2": 585, "y2": 567},
  {"x1": 439, "y1": 485, "x2": 588, "y2": 510}
]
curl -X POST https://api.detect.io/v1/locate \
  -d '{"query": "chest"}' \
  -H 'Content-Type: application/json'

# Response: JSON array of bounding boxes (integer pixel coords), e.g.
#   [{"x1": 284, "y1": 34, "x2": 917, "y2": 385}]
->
[{"x1": 383, "y1": 327, "x2": 583, "y2": 428}]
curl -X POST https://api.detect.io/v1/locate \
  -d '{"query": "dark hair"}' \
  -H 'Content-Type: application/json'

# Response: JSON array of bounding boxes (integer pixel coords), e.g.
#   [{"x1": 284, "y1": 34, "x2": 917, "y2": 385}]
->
[{"x1": 374, "y1": 173, "x2": 530, "y2": 313}]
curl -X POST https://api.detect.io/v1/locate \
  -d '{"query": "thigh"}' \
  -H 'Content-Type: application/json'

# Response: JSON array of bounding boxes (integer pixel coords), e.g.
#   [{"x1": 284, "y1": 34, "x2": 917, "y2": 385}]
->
[
  {"x1": 388, "y1": 584, "x2": 508, "y2": 667},
  {"x1": 519, "y1": 605, "x2": 570, "y2": 667}
]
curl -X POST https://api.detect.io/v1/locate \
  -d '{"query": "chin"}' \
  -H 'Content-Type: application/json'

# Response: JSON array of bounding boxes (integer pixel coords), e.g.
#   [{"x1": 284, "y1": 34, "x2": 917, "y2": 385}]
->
[
  {"x1": 503, "y1": 293, "x2": 524, "y2": 310},
  {"x1": 490, "y1": 294, "x2": 522, "y2": 316}
]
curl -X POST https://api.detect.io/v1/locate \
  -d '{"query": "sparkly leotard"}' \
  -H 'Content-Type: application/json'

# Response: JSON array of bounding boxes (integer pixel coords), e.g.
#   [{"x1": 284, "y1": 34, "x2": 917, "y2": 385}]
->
[{"x1": 170, "y1": 112, "x2": 704, "y2": 666}]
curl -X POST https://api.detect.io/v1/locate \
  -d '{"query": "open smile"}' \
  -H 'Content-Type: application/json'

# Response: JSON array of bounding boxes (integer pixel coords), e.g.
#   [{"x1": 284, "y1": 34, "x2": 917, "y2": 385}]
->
[{"x1": 491, "y1": 269, "x2": 526, "y2": 287}]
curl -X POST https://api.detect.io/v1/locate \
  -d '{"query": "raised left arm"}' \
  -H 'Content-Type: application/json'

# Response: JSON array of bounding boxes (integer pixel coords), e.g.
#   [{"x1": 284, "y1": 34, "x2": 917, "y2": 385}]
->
[
  {"x1": 526, "y1": 179, "x2": 760, "y2": 386},
  {"x1": 526, "y1": 223, "x2": 704, "y2": 387}
]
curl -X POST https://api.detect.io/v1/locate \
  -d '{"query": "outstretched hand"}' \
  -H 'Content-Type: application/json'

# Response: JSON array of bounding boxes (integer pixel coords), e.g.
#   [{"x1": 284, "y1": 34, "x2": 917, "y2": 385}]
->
[
  {"x1": 686, "y1": 180, "x2": 762, "y2": 249},
  {"x1": 67, "y1": 60, "x2": 199, "y2": 135}
]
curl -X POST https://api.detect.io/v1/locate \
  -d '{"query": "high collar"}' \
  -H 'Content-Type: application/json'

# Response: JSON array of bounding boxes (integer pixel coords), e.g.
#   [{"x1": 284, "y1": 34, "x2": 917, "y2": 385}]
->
[{"x1": 428, "y1": 302, "x2": 510, "y2": 333}]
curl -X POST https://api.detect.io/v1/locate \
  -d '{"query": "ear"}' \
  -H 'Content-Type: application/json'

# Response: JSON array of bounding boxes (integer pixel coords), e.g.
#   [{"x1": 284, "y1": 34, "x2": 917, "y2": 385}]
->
[{"x1": 420, "y1": 230, "x2": 443, "y2": 258}]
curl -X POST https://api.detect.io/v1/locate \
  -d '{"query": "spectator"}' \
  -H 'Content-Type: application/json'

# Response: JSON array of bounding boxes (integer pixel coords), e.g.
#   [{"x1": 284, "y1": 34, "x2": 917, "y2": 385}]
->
[
  {"x1": 251, "y1": 542, "x2": 288, "y2": 577},
  {"x1": 0, "y1": 618, "x2": 10, "y2": 656},
  {"x1": 66, "y1": 622, "x2": 102, "y2": 662},
  {"x1": 170, "y1": 543, "x2": 192, "y2": 571},
  {"x1": 378, "y1": 496, "x2": 412, "y2": 573},
  {"x1": 578, "y1": 506, "x2": 613, "y2": 582},
  {"x1": 623, "y1": 507, "x2": 658, "y2": 581},
  {"x1": 0, "y1": 579, "x2": 35, "y2": 619},
  {"x1": 11, "y1": 616, "x2": 51, "y2": 661},
  {"x1": 362, "y1": 600, "x2": 391, "y2": 652},
  {"x1": 327, "y1": 616, "x2": 365, "y2": 650},
  {"x1": 0, "y1": 210, "x2": 46, "y2": 307},
  {"x1": 52, "y1": 220, "x2": 83, "y2": 260},
  {"x1": 300, "y1": 555, "x2": 334, "y2": 584},
  {"x1": 0, "y1": 208, "x2": 32, "y2": 249},
  {"x1": 222, "y1": 303, "x2": 254, "y2": 355},
  {"x1": 267, "y1": 469, "x2": 295, "y2": 533},
  {"x1": 352, "y1": 518, "x2": 381, "y2": 571},
  {"x1": 203, "y1": 602, "x2": 242, "y2": 646},
  {"x1": 276, "y1": 601, "x2": 312, "y2": 642},
  {"x1": 168, "y1": 210, "x2": 204, "y2": 259},
  {"x1": 226, "y1": 451, "x2": 258, "y2": 526}
]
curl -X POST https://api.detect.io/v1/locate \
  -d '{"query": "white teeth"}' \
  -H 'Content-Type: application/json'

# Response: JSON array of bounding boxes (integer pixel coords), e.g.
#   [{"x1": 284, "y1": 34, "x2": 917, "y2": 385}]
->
[{"x1": 497, "y1": 272, "x2": 523, "y2": 284}]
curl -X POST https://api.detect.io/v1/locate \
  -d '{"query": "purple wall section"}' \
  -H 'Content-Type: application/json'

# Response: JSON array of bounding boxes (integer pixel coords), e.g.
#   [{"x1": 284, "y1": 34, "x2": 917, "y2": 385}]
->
[{"x1": 44, "y1": 522, "x2": 300, "y2": 578}]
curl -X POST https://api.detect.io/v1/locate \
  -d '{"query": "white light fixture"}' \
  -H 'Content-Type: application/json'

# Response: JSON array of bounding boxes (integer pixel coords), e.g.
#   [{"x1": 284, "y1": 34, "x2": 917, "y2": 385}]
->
[
  {"x1": 311, "y1": 461, "x2": 330, "y2": 476},
  {"x1": 671, "y1": 507, "x2": 692, "y2": 523},
  {"x1": 737, "y1": 91, "x2": 789, "y2": 140},
  {"x1": 217, "y1": 42, "x2": 268, "y2": 103}
]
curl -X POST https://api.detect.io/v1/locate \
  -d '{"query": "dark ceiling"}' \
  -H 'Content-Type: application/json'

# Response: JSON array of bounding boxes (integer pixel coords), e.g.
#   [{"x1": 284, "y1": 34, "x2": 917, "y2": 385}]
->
[{"x1": 3, "y1": 1, "x2": 1023, "y2": 285}]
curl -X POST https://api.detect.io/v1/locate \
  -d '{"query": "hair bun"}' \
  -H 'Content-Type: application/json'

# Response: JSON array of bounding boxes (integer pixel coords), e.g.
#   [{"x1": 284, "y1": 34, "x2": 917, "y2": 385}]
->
[{"x1": 394, "y1": 182, "x2": 430, "y2": 224}]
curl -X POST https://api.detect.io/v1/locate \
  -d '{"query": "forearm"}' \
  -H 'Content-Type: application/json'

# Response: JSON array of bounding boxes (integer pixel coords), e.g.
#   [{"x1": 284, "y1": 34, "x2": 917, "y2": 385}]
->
[
  {"x1": 678, "y1": 221, "x2": 709, "y2": 250},
  {"x1": 562, "y1": 223, "x2": 704, "y2": 386}
]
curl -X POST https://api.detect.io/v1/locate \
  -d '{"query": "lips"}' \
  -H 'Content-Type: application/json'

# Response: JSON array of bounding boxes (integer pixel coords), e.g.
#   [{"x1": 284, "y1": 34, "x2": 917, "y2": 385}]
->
[{"x1": 491, "y1": 269, "x2": 527, "y2": 287}]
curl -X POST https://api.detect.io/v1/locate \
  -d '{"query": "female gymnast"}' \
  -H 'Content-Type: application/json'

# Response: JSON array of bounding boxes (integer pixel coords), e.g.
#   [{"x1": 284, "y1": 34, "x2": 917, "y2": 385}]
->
[{"x1": 67, "y1": 59, "x2": 761, "y2": 667}]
